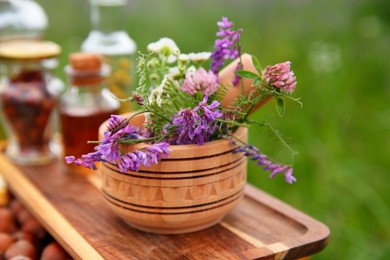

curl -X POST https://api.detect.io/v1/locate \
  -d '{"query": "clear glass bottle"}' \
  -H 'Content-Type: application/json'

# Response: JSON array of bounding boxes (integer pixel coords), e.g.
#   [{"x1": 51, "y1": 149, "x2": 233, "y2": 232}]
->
[
  {"x1": 0, "y1": 0, "x2": 48, "y2": 41},
  {"x1": 0, "y1": 40, "x2": 62, "y2": 165},
  {"x1": 81, "y1": 0, "x2": 137, "y2": 114},
  {"x1": 60, "y1": 53, "x2": 120, "y2": 172}
]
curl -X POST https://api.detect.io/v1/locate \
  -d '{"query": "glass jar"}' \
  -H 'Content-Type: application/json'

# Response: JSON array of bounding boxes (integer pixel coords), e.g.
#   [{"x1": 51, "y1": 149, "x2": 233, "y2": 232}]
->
[
  {"x1": 0, "y1": 0, "x2": 48, "y2": 41},
  {"x1": 60, "y1": 52, "x2": 120, "y2": 172},
  {"x1": 0, "y1": 40, "x2": 62, "y2": 165},
  {"x1": 81, "y1": 0, "x2": 136, "y2": 114}
]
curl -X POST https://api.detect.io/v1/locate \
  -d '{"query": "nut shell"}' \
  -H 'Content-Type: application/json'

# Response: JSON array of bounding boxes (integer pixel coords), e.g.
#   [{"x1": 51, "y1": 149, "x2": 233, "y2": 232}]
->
[
  {"x1": 0, "y1": 232, "x2": 14, "y2": 254},
  {"x1": 0, "y1": 208, "x2": 17, "y2": 234},
  {"x1": 4, "y1": 239, "x2": 37, "y2": 260},
  {"x1": 22, "y1": 218, "x2": 46, "y2": 240},
  {"x1": 41, "y1": 242, "x2": 71, "y2": 260}
]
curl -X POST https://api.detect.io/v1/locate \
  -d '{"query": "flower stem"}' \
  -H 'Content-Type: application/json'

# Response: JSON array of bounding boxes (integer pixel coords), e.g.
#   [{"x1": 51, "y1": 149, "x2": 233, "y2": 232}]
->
[
  {"x1": 148, "y1": 109, "x2": 172, "y2": 123},
  {"x1": 119, "y1": 137, "x2": 155, "y2": 144}
]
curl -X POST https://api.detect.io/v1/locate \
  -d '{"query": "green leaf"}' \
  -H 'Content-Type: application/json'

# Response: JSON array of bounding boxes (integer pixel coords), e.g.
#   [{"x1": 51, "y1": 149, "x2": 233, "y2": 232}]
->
[
  {"x1": 235, "y1": 70, "x2": 259, "y2": 79},
  {"x1": 276, "y1": 97, "x2": 285, "y2": 117},
  {"x1": 253, "y1": 77, "x2": 262, "y2": 86},
  {"x1": 251, "y1": 55, "x2": 263, "y2": 74}
]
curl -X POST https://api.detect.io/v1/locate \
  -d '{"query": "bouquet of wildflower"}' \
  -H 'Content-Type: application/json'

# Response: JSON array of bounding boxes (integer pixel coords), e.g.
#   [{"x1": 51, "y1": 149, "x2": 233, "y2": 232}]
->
[{"x1": 65, "y1": 17, "x2": 301, "y2": 184}]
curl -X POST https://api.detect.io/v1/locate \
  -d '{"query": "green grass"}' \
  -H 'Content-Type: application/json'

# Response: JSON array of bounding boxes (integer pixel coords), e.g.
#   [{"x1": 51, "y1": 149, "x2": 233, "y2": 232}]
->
[{"x1": 9, "y1": 0, "x2": 390, "y2": 258}]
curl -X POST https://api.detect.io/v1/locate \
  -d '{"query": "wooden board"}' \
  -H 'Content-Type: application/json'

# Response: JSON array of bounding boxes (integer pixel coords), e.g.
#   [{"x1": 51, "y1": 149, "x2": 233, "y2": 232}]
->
[{"x1": 0, "y1": 149, "x2": 329, "y2": 259}]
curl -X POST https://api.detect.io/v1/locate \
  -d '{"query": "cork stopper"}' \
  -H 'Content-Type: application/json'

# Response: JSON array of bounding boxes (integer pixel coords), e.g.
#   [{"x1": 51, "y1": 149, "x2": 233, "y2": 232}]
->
[
  {"x1": 66, "y1": 52, "x2": 109, "y2": 86},
  {"x1": 219, "y1": 53, "x2": 271, "y2": 113},
  {"x1": 0, "y1": 39, "x2": 61, "y2": 60},
  {"x1": 70, "y1": 52, "x2": 102, "y2": 73}
]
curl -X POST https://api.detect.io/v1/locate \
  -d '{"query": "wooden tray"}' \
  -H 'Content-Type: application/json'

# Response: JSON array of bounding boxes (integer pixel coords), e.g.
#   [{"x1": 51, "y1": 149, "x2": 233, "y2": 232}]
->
[{"x1": 0, "y1": 150, "x2": 329, "y2": 259}]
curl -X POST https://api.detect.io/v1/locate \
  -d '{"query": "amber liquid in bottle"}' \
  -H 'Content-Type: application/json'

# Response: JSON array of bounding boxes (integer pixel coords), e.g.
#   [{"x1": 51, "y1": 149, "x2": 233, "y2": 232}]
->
[
  {"x1": 60, "y1": 52, "x2": 120, "y2": 173},
  {"x1": 60, "y1": 108, "x2": 117, "y2": 159}
]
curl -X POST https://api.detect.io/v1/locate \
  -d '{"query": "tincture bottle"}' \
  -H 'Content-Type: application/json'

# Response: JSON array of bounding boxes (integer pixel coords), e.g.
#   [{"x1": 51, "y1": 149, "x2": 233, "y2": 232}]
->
[
  {"x1": 0, "y1": 40, "x2": 62, "y2": 165},
  {"x1": 60, "y1": 53, "x2": 119, "y2": 171},
  {"x1": 81, "y1": 0, "x2": 136, "y2": 113}
]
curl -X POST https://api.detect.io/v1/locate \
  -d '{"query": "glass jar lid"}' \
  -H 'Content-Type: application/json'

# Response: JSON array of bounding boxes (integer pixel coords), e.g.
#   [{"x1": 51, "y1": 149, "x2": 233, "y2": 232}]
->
[{"x1": 0, "y1": 39, "x2": 61, "y2": 60}]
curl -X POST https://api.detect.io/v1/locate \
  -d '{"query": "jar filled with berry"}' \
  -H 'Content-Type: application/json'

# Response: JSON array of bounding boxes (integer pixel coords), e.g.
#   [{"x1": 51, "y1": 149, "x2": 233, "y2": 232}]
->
[{"x1": 0, "y1": 40, "x2": 63, "y2": 165}]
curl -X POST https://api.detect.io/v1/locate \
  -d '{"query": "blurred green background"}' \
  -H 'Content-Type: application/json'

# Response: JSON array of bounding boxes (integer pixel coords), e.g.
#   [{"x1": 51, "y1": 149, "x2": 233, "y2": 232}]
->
[{"x1": 9, "y1": 0, "x2": 390, "y2": 258}]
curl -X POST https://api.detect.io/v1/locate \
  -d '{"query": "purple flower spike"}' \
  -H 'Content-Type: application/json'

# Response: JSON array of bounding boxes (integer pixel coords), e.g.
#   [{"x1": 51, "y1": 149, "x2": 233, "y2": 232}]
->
[
  {"x1": 65, "y1": 150, "x2": 102, "y2": 170},
  {"x1": 65, "y1": 156, "x2": 75, "y2": 164},
  {"x1": 64, "y1": 117, "x2": 145, "y2": 171},
  {"x1": 211, "y1": 17, "x2": 243, "y2": 85},
  {"x1": 217, "y1": 17, "x2": 234, "y2": 29},
  {"x1": 233, "y1": 144, "x2": 296, "y2": 184},
  {"x1": 167, "y1": 96, "x2": 223, "y2": 145},
  {"x1": 284, "y1": 167, "x2": 296, "y2": 184},
  {"x1": 262, "y1": 61, "x2": 297, "y2": 93},
  {"x1": 107, "y1": 115, "x2": 127, "y2": 132},
  {"x1": 133, "y1": 93, "x2": 144, "y2": 106},
  {"x1": 116, "y1": 142, "x2": 171, "y2": 172}
]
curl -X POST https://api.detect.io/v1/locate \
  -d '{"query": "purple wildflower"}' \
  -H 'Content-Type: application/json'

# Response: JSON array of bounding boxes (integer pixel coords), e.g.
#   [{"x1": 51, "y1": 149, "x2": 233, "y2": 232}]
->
[
  {"x1": 99, "y1": 120, "x2": 141, "y2": 162},
  {"x1": 181, "y1": 68, "x2": 218, "y2": 96},
  {"x1": 116, "y1": 142, "x2": 170, "y2": 172},
  {"x1": 233, "y1": 144, "x2": 296, "y2": 184},
  {"x1": 107, "y1": 115, "x2": 127, "y2": 132},
  {"x1": 171, "y1": 108, "x2": 200, "y2": 144},
  {"x1": 167, "y1": 96, "x2": 223, "y2": 145},
  {"x1": 133, "y1": 93, "x2": 144, "y2": 106},
  {"x1": 232, "y1": 62, "x2": 243, "y2": 86},
  {"x1": 262, "y1": 61, "x2": 297, "y2": 93},
  {"x1": 64, "y1": 151, "x2": 101, "y2": 170},
  {"x1": 98, "y1": 131, "x2": 122, "y2": 162},
  {"x1": 64, "y1": 156, "x2": 75, "y2": 164},
  {"x1": 64, "y1": 129, "x2": 124, "y2": 170},
  {"x1": 211, "y1": 17, "x2": 243, "y2": 85},
  {"x1": 65, "y1": 115, "x2": 171, "y2": 172}
]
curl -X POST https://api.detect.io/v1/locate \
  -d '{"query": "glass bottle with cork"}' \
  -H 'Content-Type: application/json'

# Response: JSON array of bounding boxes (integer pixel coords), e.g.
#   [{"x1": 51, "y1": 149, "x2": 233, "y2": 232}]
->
[
  {"x1": 0, "y1": 40, "x2": 62, "y2": 165},
  {"x1": 60, "y1": 52, "x2": 119, "y2": 173},
  {"x1": 81, "y1": 0, "x2": 137, "y2": 113}
]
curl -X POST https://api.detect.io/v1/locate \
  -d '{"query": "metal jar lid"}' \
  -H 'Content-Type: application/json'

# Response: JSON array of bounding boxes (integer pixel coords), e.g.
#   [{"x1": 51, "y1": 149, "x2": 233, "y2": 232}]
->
[{"x1": 0, "y1": 39, "x2": 61, "y2": 60}]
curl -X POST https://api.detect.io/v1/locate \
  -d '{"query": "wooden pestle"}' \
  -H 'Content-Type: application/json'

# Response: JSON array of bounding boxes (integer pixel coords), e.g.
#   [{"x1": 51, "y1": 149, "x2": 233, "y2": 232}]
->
[{"x1": 218, "y1": 53, "x2": 271, "y2": 114}]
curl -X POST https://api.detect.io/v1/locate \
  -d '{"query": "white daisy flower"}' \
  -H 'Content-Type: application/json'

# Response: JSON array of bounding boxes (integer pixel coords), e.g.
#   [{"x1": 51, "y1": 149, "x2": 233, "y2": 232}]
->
[
  {"x1": 178, "y1": 54, "x2": 189, "y2": 62},
  {"x1": 188, "y1": 52, "x2": 211, "y2": 62},
  {"x1": 147, "y1": 38, "x2": 180, "y2": 63}
]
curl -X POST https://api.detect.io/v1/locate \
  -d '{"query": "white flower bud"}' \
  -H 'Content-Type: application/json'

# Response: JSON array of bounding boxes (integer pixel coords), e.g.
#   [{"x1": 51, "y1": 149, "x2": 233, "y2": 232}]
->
[{"x1": 178, "y1": 54, "x2": 189, "y2": 62}]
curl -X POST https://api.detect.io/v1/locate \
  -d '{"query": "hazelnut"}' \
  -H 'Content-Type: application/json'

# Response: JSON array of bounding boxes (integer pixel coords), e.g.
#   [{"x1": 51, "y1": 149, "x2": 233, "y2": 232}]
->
[
  {"x1": 0, "y1": 232, "x2": 14, "y2": 255},
  {"x1": 41, "y1": 242, "x2": 71, "y2": 260},
  {"x1": 16, "y1": 208, "x2": 32, "y2": 225},
  {"x1": 0, "y1": 208, "x2": 17, "y2": 233},
  {"x1": 12, "y1": 231, "x2": 35, "y2": 245},
  {"x1": 22, "y1": 218, "x2": 46, "y2": 240},
  {"x1": 4, "y1": 239, "x2": 36, "y2": 259}
]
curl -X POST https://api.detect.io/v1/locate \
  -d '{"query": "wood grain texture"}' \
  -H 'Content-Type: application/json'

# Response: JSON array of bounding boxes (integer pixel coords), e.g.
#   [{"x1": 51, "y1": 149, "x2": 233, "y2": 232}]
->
[
  {"x1": 100, "y1": 128, "x2": 248, "y2": 234},
  {"x1": 0, "y1": 147, "x2": 329, "y2": 259},
  {"x1": 98, "y1": 117, "x2": 250, "y2": 234}
]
